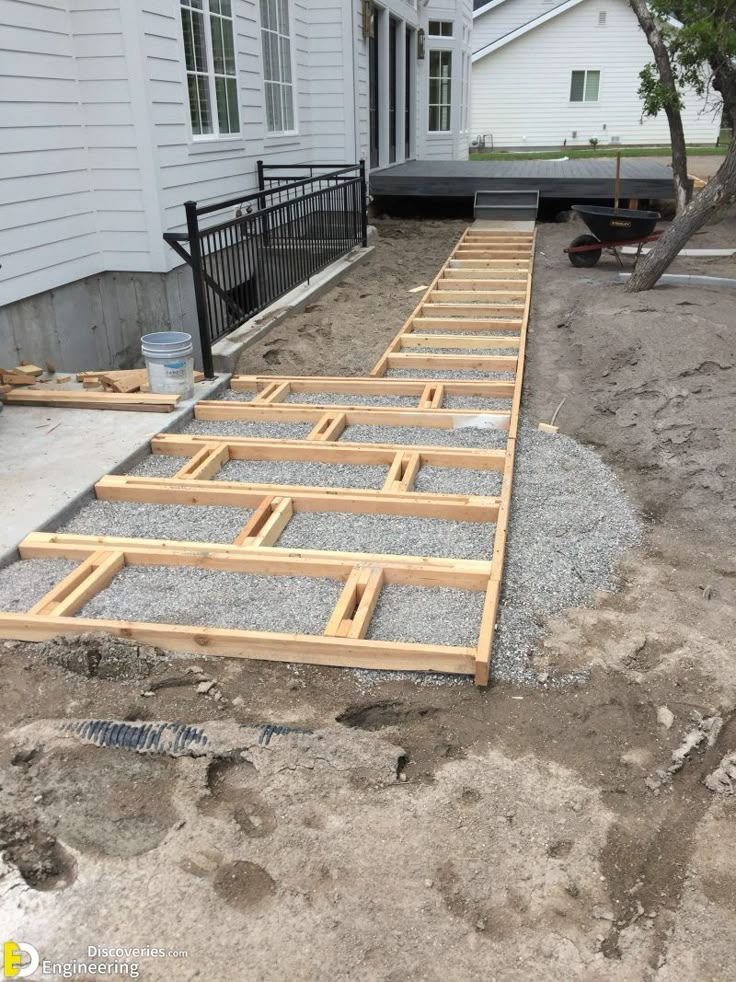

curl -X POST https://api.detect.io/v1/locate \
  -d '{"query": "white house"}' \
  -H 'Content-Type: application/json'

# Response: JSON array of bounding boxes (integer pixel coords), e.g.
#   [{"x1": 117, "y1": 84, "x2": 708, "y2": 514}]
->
[
  {"x1": 470, "y1": 0, "x2": 720, "y2": 150},
  {"x1": 0, "y1": 0, "x2": 472, "y2": 370}
]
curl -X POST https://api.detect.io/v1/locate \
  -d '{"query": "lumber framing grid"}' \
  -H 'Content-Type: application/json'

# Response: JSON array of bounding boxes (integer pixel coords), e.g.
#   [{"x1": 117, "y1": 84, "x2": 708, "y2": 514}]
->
[{"x1": 1, "y1": 227, "x2": 534, "y2": 684}]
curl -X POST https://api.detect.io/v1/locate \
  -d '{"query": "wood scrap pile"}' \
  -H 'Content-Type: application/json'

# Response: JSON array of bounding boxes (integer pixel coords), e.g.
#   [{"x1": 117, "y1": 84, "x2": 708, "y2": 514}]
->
[
  {"x1": 78, "y1": 369, "x2": 204, "y2": 393},
  {"x1": 1, "y1": 363, "x2": 71, "y2": 393},
  {"x1": 0, "y1": 365, "x2": 200, "y2": 413}
]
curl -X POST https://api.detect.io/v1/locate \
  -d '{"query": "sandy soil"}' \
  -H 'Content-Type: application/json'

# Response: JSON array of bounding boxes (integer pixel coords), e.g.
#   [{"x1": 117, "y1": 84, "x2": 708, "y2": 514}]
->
[
  {"x1": 2, "y1": 217, "x2": 736, "y2": 981},
  {"x1": 236, "y1": 217, "x2": 469, "y2": 376}
]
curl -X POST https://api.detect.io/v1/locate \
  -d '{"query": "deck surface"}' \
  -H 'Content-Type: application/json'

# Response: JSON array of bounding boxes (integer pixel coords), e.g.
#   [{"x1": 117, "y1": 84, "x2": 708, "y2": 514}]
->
[{"x1": 370, "y1": 158, "x2": 678, "y2": 200}]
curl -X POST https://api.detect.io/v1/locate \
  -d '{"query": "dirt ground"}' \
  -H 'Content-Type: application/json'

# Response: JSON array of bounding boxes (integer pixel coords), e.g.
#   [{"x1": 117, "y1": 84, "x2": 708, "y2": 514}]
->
[{"x1": 2, "y1": 216, "x2": 736, "y2": 981}]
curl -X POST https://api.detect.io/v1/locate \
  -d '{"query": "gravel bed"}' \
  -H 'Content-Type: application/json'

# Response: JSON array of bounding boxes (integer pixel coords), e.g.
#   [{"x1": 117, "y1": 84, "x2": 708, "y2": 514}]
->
[
  {"x1": 0, "y1": 559, "x2": 78, "y2": 612},
  {"x1": 216, "y1": 458, "x2": 389, "y2": 489},
  {"x1": 61, "y1": 500, "x2": 253, "y2": 544},
  {"x1": 79, "y1": 566, "x2": 342, "y2": 635},
  {"x1": 126, "y1": 454, "x2": 189, "y2": 478},
  {"x1": 443, "y1": 394, "x2": 513, "y2": 410},
  {"x1": 385, "y1": 369, "x2": 517, "y2": 381},
  {"x1": 419, "y1": 327, "x2": 520, "y2": 336},
  {"x1": 407, "y1": 346, "x2": 516, "y2": 356},
  {"x1": 220, "y1": 390, "x2": 256, "y2": 401},
  {"x1": 276, "y1": 512, "x2": 493, "y2": 561},
  {"x1": 182, "y1": 419, "x2": 313, "y2": 440},
  {"x1": 285, "y1": 391, "x2": 420, "y2": 407},
  {"x1": 491, "y1": 422, "x2": 643, "y2": 685},
  {"x1": 414, "y1": 465, "x2": 503, "y2": 497},
  {"x1": 340, "y1": 424, "x2": 508, "y2": 449},
  {"x1": 347, "y1": 419, "x2": 642, "y2": 689},
  {"x1": 365, "y1": 584, "x2": 485, "y2": 647}
]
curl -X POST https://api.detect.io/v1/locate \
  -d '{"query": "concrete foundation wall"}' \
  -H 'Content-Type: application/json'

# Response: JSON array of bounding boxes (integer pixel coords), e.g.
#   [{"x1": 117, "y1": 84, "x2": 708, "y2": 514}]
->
[{"x1": 0, "y1": 262, "x2": 205, "y2": 373}]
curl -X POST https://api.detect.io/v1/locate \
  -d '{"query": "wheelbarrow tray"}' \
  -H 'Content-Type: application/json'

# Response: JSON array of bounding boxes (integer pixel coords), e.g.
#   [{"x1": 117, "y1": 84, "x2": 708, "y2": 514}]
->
[{"x1": 572, "y1": 204, "x2": 660, "y2": 243}]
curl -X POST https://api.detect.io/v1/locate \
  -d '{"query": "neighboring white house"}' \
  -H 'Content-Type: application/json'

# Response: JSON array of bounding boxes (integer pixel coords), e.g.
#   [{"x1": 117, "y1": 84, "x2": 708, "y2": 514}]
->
[
  {"x1": 470, "y1": 0, "x2": 720, "y2": 149},
  {"x1": 0, "y1": 0, "x2": 472, "y2": 369}
]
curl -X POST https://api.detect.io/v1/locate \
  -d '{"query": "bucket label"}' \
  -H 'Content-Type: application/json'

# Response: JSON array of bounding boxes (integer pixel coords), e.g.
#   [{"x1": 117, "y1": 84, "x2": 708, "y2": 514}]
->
[{"x1": 146, "y1": 356, "x2": 194, "y2": 397}]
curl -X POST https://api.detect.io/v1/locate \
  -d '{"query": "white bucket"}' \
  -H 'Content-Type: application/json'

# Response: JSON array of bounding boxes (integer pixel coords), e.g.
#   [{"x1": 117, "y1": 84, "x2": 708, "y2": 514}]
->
[{"x1": 141, "y1": 331, "x2": 195, "y2": 400}]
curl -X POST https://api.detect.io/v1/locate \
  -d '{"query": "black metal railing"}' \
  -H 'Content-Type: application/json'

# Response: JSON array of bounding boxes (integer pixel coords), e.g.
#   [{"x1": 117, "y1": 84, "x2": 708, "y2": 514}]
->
[{"x1": 164, "y1": 161, "x2": 368, "y2": 377}]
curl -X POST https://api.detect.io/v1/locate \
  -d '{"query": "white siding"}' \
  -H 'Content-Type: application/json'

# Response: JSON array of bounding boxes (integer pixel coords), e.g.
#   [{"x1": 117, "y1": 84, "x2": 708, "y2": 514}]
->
[
  {"x1": 473, "y1": 0, "x2": 569, "y2": 53},
  {"x1": 70, "y1": 2, "x2": 152, "y2": 272},
  {"x1": 0, "y1": 0, "x2": 99, "y2": 305},
  {"x1": 0, "y1": 0, "x2": 155, "y2": 304},
  {"x1": 419, "y1": 0, "x2": 473, "y2": 159},
  {"x1": 471, "y1": 0, "x2": 720, "y2": 148},
  {"x1": 140, "y1": 0, "x2": 354, "y2": 254},
  {"x1": 0, "y1": 0, "x2": 474, "y2": 309}
]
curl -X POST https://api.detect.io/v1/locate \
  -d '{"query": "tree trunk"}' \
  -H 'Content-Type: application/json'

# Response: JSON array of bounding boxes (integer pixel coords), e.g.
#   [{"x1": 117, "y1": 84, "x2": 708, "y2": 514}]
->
[
  {"x1": 629, "y1": 0, "x2": 691, "y2": 212},
  {"x1": 625, "y1": 137, "x2": 736, "y2": 291}
]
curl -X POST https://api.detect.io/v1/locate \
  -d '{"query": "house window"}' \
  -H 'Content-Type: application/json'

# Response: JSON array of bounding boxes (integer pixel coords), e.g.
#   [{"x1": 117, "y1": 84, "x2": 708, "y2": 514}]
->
[
  {"x1": 181, "y1": 0, "x2": 240, "y2": 138},
  {"x1": 570, "y1": 69, "x2": 600, "y2": 102},
  {"x1": 428, "y1": 20, "x2": 453, "y2": 37},
  {"x1": 428, "y1": 50, "x2": 452, "y2": 132},
  {"x1": 260, "y1": 0, "x2": 295, "y2": 133}
]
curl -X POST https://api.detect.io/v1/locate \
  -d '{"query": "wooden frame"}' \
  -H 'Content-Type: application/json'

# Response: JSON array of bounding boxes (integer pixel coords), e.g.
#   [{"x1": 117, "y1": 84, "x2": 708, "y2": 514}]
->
[
  {"x1": 0, "y1": 227, "x2": 534, "y2": 685},
  {"x1": 2, "y1": 389, "x2": 180, "y2": 413}
]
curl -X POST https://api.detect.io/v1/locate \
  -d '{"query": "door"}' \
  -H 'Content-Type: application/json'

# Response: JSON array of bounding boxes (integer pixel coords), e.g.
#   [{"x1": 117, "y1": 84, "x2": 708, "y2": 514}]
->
[
  {"x1": 369, "y1": 9, "x2": 380, "y2": 168},
  {"x1": 389, "y1": 18, "x2": 398, "y2": 164},
  {"x1": 405, "y1": 27, "x2": 413, "y2": 159}
]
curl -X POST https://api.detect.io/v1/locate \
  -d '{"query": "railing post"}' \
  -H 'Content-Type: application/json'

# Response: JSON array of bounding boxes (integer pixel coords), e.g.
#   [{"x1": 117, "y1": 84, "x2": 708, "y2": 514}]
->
[
  {"x1": 359, "y1": 159, "x2": 368, "y2": 248},
  {"x1": 185, "y1": 200, "x2": 215, "y2": 379},
  {"x1": 256, "y1": 158, "x2": 270, "y2": 246}
]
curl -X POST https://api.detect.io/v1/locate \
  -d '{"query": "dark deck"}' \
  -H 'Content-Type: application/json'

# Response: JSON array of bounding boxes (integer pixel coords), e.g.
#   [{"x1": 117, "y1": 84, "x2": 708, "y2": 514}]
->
[{"x1": 369, "y1": 158, "x2": 679, "y2": 200}]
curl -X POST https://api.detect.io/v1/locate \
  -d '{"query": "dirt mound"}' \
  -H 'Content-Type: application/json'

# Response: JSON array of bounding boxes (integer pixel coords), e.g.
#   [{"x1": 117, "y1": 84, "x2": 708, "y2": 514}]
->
[
  {"x1": 39, "y1": 633, "x2": 168, "y2": 680},
  {"x1": 528, "y1": 221, "x2": 736, "y2": 545}
]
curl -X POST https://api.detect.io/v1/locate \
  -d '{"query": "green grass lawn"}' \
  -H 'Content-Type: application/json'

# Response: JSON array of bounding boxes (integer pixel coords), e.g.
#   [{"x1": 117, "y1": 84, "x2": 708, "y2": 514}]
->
[{"x1": 471, "y1": 145, "x2": 727, "y2": 161}]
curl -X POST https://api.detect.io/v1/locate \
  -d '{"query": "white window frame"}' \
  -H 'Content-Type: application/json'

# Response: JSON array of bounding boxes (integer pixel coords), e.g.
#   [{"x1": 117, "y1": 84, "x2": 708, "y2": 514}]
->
[
  {"x1": 569, "y1": 69, "x2": 601, "y2": 103},
  {"x1": 428, "y1": 20, "x2": 453, "y2": 38},
  {"x1": 428, "y1": 48, "x2": 452, "y2": 134},
  {"x1": 259, "y1": 0, "x2": 298, "y2": 137},
  {"x1": 180, "y1": 0, "x2": 241, "y2": 141}
]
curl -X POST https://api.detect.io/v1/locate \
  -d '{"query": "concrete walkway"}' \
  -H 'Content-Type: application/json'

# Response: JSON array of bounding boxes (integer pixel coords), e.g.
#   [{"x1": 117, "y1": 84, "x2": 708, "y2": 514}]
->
[{"x1": 0, "y1": 375, "x2": 228, "y2": 566}]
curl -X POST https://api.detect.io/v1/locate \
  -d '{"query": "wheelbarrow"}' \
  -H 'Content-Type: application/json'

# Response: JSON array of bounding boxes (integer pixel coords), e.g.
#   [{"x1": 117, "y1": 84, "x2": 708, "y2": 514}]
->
[
  {"x1": 565, "y1": 204, "x2": 662, "y2": 267},
  {"x1": 565, "y1": 152, "x2": 662, "y2": 267}
]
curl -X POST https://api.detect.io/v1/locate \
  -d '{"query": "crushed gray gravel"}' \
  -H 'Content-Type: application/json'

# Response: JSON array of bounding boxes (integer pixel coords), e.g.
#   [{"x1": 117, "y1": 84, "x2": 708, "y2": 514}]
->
[
  {"x1": 126, "y1": 454, "x2": 189, "y2": 478},
  {"x1": 385, "y1": 369, "x2": 517, "y2": 381},
  {"x1": 443, "y1": 394, "x2": 513, "y2": 410},
  {"x1": 285, "y1": 391, "x2": 420, "y2": 407},
  {"x1": 220, "y1": 390, "x2": 256, "y2": 401},
  {"x1": 366, "y1": 583, "x2": 485, "y2": 647},
  {"x1": 340, "y1": 423, "x2": 508, "y2": 449},
  {"x1": 414, "y1": 465, "x2": 503, "y2": 497},
  {"x1": 0, "y1": 559, "x2": 78, "y2": 612},
  {"x1": 276, "y1": 511, "x2": 493, "y2": 561},
  {"x1": 216, "y1": 458, "x2": 389, "y2": 489},
  {"x1": 182, "y1": 419, "x2": 313, "y2": 440},
  {"x1": 407, "y1": 346, "x2": 516, "y2": 356},
  {"x1": 79, "y1": 566, "x2": 342, "y2": 634},
  {"x1": 491, "y1": 422, "x2": 643, "y2": 685},
  {"x1": 61, "y1": 500, "x2": 253, "y2": 544},
  {"x1": 414, "y1": 327, "x2": 520, "y2": 336}
]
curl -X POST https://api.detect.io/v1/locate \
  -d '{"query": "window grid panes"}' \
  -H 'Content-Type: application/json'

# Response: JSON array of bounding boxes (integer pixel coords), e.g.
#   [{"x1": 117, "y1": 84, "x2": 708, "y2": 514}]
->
[
  {"x1": 261, "y1": 0, "x2": 295, "y2": 133},
  {"x1": 428, "y1": 49, "x2": 452, "y2": 132},
  {"x1": 428, "y1": 20, "x2": 453, "y2": 37},
  {"x1": 181, "y1": 0, "x2": 240, "y2": 137},
  {"x1": 570, "y1": 69, "x2": 600, "y2": 102}
]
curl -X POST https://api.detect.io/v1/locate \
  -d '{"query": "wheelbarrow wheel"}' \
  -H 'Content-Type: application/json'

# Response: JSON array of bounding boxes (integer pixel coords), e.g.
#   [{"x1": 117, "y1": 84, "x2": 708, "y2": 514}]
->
[{"x1": 568, "y1": 234, "x2": 602, "y2": 268}]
